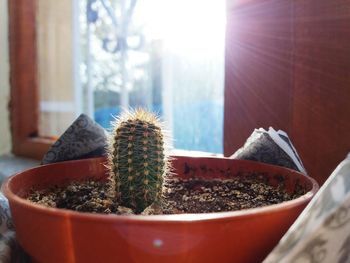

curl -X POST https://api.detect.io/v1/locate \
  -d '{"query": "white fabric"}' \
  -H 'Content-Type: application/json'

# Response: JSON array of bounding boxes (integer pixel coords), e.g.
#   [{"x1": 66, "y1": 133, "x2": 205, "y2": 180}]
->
[{"x1": 264, "y1": 153, "x2": 350, "y2": 263}]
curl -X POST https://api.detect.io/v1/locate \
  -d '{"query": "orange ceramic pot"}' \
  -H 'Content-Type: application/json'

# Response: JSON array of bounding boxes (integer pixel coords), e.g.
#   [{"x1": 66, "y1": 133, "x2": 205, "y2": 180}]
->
[{"x1": 2, "y1": 156, "x2": 318, "y2": 263}]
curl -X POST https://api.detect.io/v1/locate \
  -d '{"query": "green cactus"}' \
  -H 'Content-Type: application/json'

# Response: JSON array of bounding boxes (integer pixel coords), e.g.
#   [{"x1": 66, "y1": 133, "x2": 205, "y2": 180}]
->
[{"x1": 109, "y1": 109, "x2": 168, "y2": 213}]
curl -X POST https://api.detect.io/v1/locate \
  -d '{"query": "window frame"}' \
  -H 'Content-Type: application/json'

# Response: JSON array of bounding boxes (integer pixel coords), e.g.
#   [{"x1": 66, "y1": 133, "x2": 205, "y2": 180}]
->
[
  {"x1": 9, "y1": 0, "x2": 227, "y2": 160},
  {"x1": 9, "y1": 0, "x2": 54, "y2": 159}
]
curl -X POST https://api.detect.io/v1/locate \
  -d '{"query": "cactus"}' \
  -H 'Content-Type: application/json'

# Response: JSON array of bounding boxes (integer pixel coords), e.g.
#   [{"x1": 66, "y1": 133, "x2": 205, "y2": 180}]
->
[{"x1": 108, "y1": 109, "x2": 168, "y2": 213}]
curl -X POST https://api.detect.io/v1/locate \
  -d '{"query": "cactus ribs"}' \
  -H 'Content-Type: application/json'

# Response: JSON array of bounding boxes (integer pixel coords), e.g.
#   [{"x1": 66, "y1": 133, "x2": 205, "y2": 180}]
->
[{"x1": 108, "y1": 109, "x2": 169, "y2": 213}]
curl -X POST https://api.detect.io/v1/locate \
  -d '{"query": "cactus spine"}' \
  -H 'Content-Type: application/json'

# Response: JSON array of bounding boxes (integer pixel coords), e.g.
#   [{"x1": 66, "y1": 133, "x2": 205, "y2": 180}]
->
[{"x1": 109, "y1": 109, "x2": 167, "y2": 213}]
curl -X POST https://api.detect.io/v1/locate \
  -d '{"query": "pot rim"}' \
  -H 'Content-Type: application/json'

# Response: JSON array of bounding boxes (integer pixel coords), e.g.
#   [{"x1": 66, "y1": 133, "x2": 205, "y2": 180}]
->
[{"x1": 2, "y1": 157, "x2": 319, "y2": 224}]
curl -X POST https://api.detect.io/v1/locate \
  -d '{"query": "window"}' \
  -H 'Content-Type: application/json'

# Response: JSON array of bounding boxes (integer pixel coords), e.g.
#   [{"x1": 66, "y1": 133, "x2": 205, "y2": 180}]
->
[{"x1": 10, "y1": 0, "x2": 226, "y2": 159}]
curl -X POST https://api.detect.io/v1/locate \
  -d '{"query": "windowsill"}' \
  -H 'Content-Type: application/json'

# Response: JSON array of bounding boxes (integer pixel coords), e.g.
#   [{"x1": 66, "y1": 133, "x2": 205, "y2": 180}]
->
[
  {"x1": 170, "y1": 149, "x2": 223, "y2": 158},
  {"x1": 0, "y1": 154, "x2": 39, "y2": 183}
]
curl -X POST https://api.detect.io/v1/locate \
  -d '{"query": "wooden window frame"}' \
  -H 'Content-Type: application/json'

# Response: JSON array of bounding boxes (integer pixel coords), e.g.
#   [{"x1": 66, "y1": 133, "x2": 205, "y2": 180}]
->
[{"x1": 9, "y1": 0, "x2": 54, "y2": 159}]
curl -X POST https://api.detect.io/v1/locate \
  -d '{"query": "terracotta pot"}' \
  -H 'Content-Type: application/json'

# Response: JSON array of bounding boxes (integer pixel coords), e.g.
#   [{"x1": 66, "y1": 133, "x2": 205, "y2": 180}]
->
[{"x1": 2, "y1": 156, "x2": 318, "y2": 263}]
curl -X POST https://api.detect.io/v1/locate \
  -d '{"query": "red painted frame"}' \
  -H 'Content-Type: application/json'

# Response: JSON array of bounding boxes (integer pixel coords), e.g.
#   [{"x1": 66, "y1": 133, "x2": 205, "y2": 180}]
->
[{"x1": 8, "y1": 0, "x2": 54, "y2": 159}]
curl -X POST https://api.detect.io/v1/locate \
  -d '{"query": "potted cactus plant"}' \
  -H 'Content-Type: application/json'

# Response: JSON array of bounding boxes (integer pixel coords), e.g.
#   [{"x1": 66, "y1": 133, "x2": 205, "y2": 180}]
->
[{"x1": 2, "y1": 109, "x2": 318, "y2": 263}]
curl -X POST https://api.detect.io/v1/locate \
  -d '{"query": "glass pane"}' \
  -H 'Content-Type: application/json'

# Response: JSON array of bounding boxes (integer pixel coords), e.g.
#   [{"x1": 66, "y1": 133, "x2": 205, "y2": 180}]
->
[{"x1": 37, "y1": 0, "x2": 225, "y2": 153}]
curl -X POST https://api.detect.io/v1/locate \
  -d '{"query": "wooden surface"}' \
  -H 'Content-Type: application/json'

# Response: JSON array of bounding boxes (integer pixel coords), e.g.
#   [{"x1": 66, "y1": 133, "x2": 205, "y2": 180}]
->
[
  {"x1": 9, "y1": 0, "x2": 53, "y2": 160},
  {"x1": 224, "y1": 0, "x2": 350, "y2": 184},
  {"x1": 291, "y1": 0, "x2": 350, "y2": 184},
  {"x1": 224, "y1": 0, "x2": 294, "y2": 153}
]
